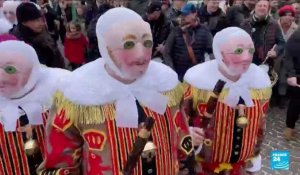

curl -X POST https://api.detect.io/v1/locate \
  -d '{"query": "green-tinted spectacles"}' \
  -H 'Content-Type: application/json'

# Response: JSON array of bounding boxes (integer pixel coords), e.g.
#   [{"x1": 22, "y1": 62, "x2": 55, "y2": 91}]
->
[
  {"x1": 233, "y1": 48, "x2": 255, "y2": 55},
  {"x1": 124, "y1": 41, "x2": 135, "y2": 50},
  {"x1": 4, "y1": 65, "x2": 17, "y2": 74},
  {"x1": 143, "y1": 40, "x2": 153, "y2": 48}
]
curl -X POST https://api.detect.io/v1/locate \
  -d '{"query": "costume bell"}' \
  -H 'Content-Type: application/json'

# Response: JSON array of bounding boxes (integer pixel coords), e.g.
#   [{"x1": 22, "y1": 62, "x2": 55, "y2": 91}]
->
[
  {"x1": 38, "y1": 7, "x2": 194, "y2": 175},
  {"x1": 183, "y1": 27, "x2": 272, "y2": 175},
  {"x1": 0, "y1": 40, "x2": 70, "y2": 175}
]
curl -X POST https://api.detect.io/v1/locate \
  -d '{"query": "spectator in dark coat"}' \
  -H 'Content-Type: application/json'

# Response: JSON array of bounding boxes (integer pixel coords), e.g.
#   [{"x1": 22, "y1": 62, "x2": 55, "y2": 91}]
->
[
  {"x1": 198, "y1": 0, "x2": 228, "y2": 36},
  {"x1": 86, "y1": 3, "x2": 113, "y2": 62},
  {"x1": 143, "y1": 1, "x2": 171, "y2": 59},
  {"x1": 276, "y1": 5, "x2": 298, "y2": 108},
  {"x1": 48, "y1": 0, "x2": 66, "y2": 43},
  {"x1": 292, "y1": 2, "x2": 300, "y2": 24},
  {"x1": 226, "y1": 0, "x2": 257, "y2": 27},
  {"x1": 10, "y1": 2, "x2": 65, "y2": 68},
  {"x1": 127, "y1": 0, "x2": 149, "y2": 16},
  {"x1": 85, "y1": 0, "x2": 102, "y2": 27},
  {"x1": 56, "y1": 0, "x2": 79, "y2": 43},
  {"x1": 270, "y1": 0, "x2": 280, "y2": 19},
  {"x1": 164, "y1": 3, "x2": 213, "y2": 80},
  {"x1": 283, "y1": 27, "x2": 300, "y2": 140},
  {"x1": 38, "y1": 0, "x2": 60, "y2": 42},
  {"x1": 240, "y1": 0, "x2": 285, "y2": 66},
  {"x1": 165, "y1": 0, "x2": 186, "y2": 28},
  {"x1": 161, "y1": 0, "x2": 170, "y2": 13}
]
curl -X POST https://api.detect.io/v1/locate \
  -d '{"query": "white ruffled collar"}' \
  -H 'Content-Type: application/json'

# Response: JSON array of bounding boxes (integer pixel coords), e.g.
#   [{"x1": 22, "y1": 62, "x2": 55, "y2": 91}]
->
[
  {"x1": 184, "y1": 60, "x2": 271, "y2": 107},
  {"x1": 60, "y1": 59, "x2": 179, "y2": 128},
  {"x1": 0, "y1": 68, "x2": 70, "y2": 131}
]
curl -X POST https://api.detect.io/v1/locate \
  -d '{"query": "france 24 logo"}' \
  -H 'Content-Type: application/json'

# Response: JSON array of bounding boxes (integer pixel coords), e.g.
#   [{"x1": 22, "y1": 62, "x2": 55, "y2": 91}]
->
[{"x1": 270, "y1": 150, "x2": 290, "y2": 170}]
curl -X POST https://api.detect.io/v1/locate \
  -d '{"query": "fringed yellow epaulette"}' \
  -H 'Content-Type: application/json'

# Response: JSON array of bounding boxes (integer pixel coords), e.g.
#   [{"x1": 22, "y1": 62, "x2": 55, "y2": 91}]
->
[
  {"x1": 53, "y1": 91, "x2": 116, "y2": 126},
  {"x1": 188, "y1": 86, "x2": 272, "y2": 109},
  {"x1": 163, "y1": 83, "x2": 184, "y2": 107},
  {"x1": 53, "y1": 84, "x2": 183, "y2": 126}
]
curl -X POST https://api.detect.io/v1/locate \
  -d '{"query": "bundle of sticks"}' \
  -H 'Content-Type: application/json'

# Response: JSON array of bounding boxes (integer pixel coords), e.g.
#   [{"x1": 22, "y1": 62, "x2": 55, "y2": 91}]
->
[
  {"x1": 201, "y1": 80, "x2": 226, "y2": 146},
  {"x1": 122, "y1": 117, "x2": 155, "y2": 175}
]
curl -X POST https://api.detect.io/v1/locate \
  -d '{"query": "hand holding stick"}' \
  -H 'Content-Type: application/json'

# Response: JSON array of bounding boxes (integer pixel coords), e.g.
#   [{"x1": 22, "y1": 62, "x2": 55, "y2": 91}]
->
[
  {"x1": 201, "y1": 80, "x2": 226, "y2": 147},
  {"x1": 262, "y1": 44, "x2": 277, "y2": 65},
  {"x1": 122, "y1": 117, "x2": 155, "y2": 175}
]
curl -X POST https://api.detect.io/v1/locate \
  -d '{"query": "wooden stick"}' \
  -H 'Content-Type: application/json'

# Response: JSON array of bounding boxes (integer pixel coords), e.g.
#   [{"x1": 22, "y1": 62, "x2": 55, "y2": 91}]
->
[
  {"x1": 261, "y1": 44, "x2": 277, "y2": 65},
  {"x1": 122, "y1": 117, "x2": 155, "y2": 175}
]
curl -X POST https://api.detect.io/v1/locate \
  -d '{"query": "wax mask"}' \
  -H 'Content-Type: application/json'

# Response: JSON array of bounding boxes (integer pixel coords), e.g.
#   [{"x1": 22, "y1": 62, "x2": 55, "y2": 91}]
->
[
  {"x1": 3, "y1": 9, "x2": 16, "y2": 24},
  {"x1": 104, "y1": 21, "x2": 153, "y2": 80},
  {"x1": 0, "y1": 52, "x2": 32, "y2": 98},
  {"x1": 221, "y1": 36, "x2": 254, "y2": 76}
]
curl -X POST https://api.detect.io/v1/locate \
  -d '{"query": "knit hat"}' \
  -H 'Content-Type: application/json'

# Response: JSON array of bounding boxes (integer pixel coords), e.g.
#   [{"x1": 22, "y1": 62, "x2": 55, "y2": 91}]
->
[
  {"x1": 278, "y1": 5, "x2": 296, "y2": 17},
  {"x1": 147, "y1": 1, "x2": 162, "y2": 14},
  {"x1": 180, "y1": 3, "x2": 197, "y2": 16},
  {"x1": 16, "y1": 2, "x2": 42, "y2": 23}
]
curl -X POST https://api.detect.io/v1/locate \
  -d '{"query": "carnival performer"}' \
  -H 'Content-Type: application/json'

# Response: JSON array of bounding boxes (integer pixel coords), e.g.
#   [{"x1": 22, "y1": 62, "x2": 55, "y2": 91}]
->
[
  {"x1": 0, "y1": 18, "x2": 13, "y2": 37},
  {"x1": 2, "y1": 0, "x2": 20, "y2": 27},
  {"x1": 183, "y1": 27, "x2": 272, "y2": 175},
  {"x1": 0, "y1": 40, "x2": 70, "y2": 175},
  {"x1": 37, "y1": 7, "x2": 195, "y2": 175}
]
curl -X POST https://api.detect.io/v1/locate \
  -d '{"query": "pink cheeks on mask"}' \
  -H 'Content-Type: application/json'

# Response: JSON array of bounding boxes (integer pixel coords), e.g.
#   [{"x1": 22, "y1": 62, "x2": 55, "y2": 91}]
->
[
  {"x1": 109, "y1": 34, "x2": 153, "y2": 79},
  {"x1": 221, "y1": 41, "x2": 255, "y2": 75},
  {"x1": 0, "y1": 53, "x2": 32, "y2": 98},
  {"x1": 103, "y1": 21, "x2": 153, "y2": 80},
  {"x1": 120, "y1": 34, "x2": 153, "y2": 66},
  {"x1": 3, "y1": 10, "x2": 16, "y2": 24}
]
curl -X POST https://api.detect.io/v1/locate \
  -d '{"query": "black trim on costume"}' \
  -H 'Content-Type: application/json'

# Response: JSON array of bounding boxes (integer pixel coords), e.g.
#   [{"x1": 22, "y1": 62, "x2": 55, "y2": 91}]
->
[
  {"x1": 4, "y1": 133, "x2": 15, "y2": 174},
  {"x1": 136, "y1": 100, "x2": 157, "y2": 175},
  {"x1": 12, "y1": 132, "x2": 25, "y2": 175},
  {"x1": 230, "y1": 98, "x2": 245, "y2": 163}
]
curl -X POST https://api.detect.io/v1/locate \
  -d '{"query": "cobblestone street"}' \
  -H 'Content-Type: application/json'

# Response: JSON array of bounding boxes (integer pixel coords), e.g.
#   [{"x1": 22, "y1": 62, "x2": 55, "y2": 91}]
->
[{"x1": 261, "y1": 106, "x2": 300, "y2": 175}]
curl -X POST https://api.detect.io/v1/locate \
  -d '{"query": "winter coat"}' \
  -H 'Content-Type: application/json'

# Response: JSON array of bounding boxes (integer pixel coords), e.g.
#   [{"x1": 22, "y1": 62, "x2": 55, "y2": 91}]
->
[
  {"x1": 240, "y1": 15, "x2": 285, "y2": 65},
  {"x1": 10, "y1": 24, "x2": 65, "y2": 68},
  {"x1": 198, "y1": 6, "x2": 228, "y2": 36},
  {"x1": 226, "y1": 3, "x2": 252, "y2": 27},
  {"x1": 127, "y1": 0, "x2": 149, "y2": 16},
  {"x1": 64, "y1": 33, "x2": 88, "y2": 64},
  {"x1": 165, "y1": 7, "x2": 181, "y2": 28},
  {"x1": 86, "y1": 4, "x2": 114, "y2": 63},
  {"x1": 143, "y1": 14, "x2": 171, "y2": 58},
  {"x1": 278, "y1": 20, "x2": 298, "y2": 41},
  {"x1": 164, "y1": 24, "x2": 213, "y2": 80},
  {"x1": 85, "y1": 2, "x2": 100, "y2": 27},
  {"x1": 44, "y1": 5, "x2": 60, "y2": 34},
  {"x1": 285, "y1": 28, "x2": 300, "y2": 78}
]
